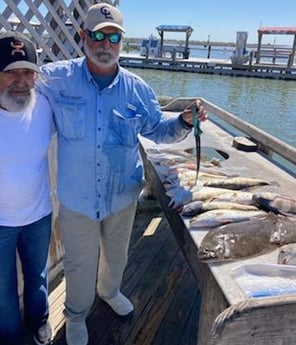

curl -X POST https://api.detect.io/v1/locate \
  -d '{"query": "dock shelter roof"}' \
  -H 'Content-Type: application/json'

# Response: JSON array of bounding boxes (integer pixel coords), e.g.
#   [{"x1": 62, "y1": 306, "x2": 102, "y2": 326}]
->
[
  {"x1": 155, "y1": 25, "x2": 194, "y2": 56},
  {"x1": 156, "y1": 25, "x2": 193, "y2": 34},
  {"x1": 258, "y1": 27, "x2": 296, "y2": 35}
]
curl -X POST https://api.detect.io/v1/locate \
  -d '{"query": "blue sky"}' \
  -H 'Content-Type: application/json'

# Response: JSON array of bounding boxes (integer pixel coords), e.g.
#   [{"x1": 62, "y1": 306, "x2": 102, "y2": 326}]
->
[
  {"x1": 2, "y1": 0, "x2": 296, "y2": 45},
  {"x1": 119, "y1": 0, "x2": 296, "y2": 45}
]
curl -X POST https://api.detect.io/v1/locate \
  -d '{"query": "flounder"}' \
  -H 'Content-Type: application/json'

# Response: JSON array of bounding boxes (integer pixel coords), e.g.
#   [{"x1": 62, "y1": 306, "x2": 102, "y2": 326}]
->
[{"x1": 198, "y1": 214, "x2": 296, "y2": 262}]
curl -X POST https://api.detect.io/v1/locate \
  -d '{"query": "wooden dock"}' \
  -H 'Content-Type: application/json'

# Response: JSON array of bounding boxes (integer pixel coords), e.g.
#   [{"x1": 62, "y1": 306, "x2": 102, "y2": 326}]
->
[
  {"x1": 24, "y1": 207, "x2": 201, "y2": 345},
  {"x1": 119, "y1": 54, "x2": 296, "y2": 80}
]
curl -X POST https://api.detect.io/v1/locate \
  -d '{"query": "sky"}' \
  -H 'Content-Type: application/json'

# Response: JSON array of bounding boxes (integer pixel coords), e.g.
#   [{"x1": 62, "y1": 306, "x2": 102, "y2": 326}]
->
[
  {"x1": 118, "y1": 0, "x2": 296, "y2": 45},
  {"x1": 2, "y1": 0, "x2": 296, "y2": 46}
]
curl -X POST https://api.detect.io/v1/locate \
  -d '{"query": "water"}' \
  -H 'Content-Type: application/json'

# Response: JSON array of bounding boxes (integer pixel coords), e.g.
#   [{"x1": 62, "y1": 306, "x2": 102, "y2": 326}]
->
[
  {"x1": 189, "y1": 44, "x2": 235, "y2": 60},
  {"x1": 126, "y1": 67, "x2": 296, "y2": 149}
]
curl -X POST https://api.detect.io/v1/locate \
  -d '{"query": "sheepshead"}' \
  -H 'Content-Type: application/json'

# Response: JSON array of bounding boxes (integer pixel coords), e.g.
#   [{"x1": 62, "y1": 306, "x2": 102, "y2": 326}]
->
[
  {"x1": 278, "y1": 243, "x2": 296, "y2": 265},
  {"x1": 198, "y1": 215, "x2": 279, "y2": 262},
  {"x1": 203, "y1": 176, "x2": 271, "y2": 190},
  {"x1": 253, "y1": 192, "x2": 296, "y2": 215},
  {"x1": 181, "y1": 200, "x2": 259, "y2": 217},
  {"x1": 189, "y1": 209, "x2": 267, "y2": 229}
]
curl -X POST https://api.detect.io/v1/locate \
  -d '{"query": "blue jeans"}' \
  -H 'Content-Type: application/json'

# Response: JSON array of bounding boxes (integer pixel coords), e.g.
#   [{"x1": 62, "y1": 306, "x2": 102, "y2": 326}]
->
[{"x1": 0, "y1": 214, "x2": 52, "y2": 345}]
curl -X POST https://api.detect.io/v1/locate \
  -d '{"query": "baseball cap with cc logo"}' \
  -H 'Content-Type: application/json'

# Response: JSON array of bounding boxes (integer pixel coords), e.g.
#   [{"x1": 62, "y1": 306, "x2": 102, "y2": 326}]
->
[
  {"x1": 0, "y1": 30, "x2": 40, "y2": 73},
  {"x1": 84, "y1": 3, "x2": 126, "y2": 33}
]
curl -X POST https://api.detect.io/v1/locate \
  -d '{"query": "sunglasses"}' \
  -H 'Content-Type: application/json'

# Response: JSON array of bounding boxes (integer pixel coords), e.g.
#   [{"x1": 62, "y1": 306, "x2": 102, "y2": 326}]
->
[{"x1": 85, "y1": 30, "x2": 122, "y2": 44}]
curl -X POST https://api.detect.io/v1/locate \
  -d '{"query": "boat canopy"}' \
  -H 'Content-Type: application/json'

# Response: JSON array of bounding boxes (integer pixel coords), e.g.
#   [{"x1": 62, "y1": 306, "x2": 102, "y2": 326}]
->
[{"x1": 155, "y1": 25, "x2": 194, "y2": 59}]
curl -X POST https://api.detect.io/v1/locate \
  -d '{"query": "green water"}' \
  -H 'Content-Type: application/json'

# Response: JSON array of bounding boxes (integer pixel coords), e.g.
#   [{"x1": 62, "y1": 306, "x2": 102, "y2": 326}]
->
[{"x1": 127, "y1": 68, "x2": 296, "y2": 148}]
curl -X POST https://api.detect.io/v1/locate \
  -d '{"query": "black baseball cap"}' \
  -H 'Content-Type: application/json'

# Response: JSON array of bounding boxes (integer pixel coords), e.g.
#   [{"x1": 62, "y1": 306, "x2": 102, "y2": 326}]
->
[{"x1": 0, "y1": 31, "x2": 40, "y2": 73}]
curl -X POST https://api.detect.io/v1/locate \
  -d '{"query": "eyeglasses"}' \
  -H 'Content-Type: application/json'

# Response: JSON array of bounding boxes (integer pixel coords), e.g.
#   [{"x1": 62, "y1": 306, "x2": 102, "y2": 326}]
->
[{"x1": 85, "y1": 30, "x2": 122, "y2": 44}]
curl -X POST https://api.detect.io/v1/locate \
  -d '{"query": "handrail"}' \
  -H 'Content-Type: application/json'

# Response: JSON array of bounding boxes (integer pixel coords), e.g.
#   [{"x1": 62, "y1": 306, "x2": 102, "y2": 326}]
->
[{"x1": 160, "y1": 96, "x2": 296, "y2": 167}]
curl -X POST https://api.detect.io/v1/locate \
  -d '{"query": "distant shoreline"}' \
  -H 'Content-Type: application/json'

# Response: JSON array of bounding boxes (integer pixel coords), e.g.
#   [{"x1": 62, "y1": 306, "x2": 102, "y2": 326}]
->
[{"x1": 124, "y1": 37, "x2": 284, "y2": 49}]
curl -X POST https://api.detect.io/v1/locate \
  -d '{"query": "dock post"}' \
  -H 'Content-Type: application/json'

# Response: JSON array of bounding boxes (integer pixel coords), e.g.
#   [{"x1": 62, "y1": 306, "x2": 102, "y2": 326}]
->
[{"x1": 207, "y1": 45, "x2": 211, "y2": 59}]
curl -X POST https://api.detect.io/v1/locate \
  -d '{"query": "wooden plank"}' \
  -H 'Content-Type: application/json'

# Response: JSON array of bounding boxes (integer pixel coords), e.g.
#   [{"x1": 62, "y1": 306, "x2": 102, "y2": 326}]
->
[
  {"x1": 26, "y1": 209, "x2": 201, "y2": 345},
  {"x1": 97, "y1": 218, "x2": 183, "y2": 345},
  {"x1": 154, "y1": 267, "x2": 200, "y2": 345},
  {"x1": 143, "y1": 216, "x2": 162, "y2": 236}
]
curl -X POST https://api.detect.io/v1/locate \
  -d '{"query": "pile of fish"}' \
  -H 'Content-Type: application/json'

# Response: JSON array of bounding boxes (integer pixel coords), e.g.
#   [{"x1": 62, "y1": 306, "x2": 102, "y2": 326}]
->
[{"x1": 147, "y1": 147, "x2": 296, "y2": 263}]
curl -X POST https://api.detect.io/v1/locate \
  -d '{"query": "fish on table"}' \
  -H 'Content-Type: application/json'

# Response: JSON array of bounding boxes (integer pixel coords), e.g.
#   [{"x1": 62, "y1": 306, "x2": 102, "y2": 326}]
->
[
  {"x1": 147, "y1": 149, "x2": 195, "y2": 165},
  {"x1": 147, "y1": 147, "x2": 193, "y2": 159},
  {"x1": 162, "y1": 170, "x2": 230, "y2": 189},
  {"x1": 166, "y1": 186, "x2": 241, "y2": 208},
  {"x1": 209, "y1": 191, "x2": 256, "y2": 204},
  {"x1": 198, "y1": 214, "x2": 296, "y2": 262},
  {"x1": 189, "y1": 209, "x2": 267, "y2": 229},
  {"x1": 203, "y1": 176, "x2": 271, "y2": 190},
  {"x1": 269, "y1": 215, "x2": 296, "y2": 245},
  {"x1": 253, "y1": 192, "x2": 296, "y2": 215},
  {"x1": 181, "y1": 200, "x2": 260, "y2": 217},
  {"x1": 190, "y1": 185, "x2": 245, "y2": 201},
  {"x1": 278, "y1": 243, "x2": 296, "y2": 265},
  {"x1": 147, "y1": 147, "x2": 224, "y2": 169},
  {"x1": 166, "y1": 184, "x2": 269, "y2": 209}
]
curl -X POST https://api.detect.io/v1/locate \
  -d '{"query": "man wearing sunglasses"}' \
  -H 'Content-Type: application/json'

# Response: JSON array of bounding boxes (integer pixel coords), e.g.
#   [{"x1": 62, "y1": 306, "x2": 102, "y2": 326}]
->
[{"x1": 39, "y1": 3, "x2": 207, "y2": 345}]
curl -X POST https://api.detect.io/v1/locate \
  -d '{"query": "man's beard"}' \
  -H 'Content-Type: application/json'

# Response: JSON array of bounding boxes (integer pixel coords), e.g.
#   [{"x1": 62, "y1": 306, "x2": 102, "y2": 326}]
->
[
  {"x1": 84, "y1": 41, "x2": 121, "y2": 68},
  {"x1": 0, "y1": 87, "x2": 36, "y2": 113}
]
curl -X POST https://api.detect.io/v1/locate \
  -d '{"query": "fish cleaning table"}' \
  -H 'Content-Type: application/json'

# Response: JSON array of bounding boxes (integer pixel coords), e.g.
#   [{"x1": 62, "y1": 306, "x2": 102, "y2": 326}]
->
[{"x1": 140, "y1": 112, "x2": 296, "y2": 345}]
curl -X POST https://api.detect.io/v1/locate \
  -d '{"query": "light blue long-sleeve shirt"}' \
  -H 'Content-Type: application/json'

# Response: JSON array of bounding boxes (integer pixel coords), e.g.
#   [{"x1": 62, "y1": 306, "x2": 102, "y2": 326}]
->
[{"x1": 39, "y1": 57, "x2": 191, "y2": 220}]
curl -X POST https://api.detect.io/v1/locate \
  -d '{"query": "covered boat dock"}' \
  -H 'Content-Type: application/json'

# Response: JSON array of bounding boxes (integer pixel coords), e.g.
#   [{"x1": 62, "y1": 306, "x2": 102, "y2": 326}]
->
[
  {"x1": 256, "y1": 26, "x2": 296, "y2": 66},
  {"x1": 156, "y1": 25, "x2": 194, "y2": 59}
]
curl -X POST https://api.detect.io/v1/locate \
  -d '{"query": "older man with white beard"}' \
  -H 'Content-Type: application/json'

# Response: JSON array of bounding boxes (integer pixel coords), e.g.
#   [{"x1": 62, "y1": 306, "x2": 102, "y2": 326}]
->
[{"x1": 0, "y1": 31, "x2": 53, "y2": 345}]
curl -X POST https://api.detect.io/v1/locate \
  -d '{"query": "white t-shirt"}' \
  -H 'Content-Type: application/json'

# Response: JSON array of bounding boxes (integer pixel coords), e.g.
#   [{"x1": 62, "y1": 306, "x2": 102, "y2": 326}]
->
[{"x1": 0, "y1": 92, "x2": 53, "y2": 226}]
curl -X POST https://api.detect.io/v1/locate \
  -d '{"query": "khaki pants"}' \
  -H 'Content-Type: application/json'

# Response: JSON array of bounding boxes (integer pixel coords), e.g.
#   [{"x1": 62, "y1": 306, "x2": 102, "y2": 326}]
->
[{"x1": 58, "y1": 201, "x2": 137, "y2": 321}]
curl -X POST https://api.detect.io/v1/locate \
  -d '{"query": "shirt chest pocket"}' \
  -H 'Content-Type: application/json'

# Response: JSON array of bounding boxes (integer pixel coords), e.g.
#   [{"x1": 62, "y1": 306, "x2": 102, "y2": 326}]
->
[
  {"x1": 108, "y1": 109, "x2": 143, "y2": 148},
  {"x1": 54, "y1": 99, "x2": 87, "y2": 139}
]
